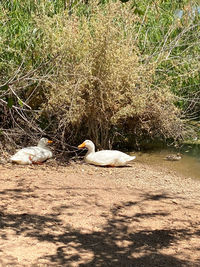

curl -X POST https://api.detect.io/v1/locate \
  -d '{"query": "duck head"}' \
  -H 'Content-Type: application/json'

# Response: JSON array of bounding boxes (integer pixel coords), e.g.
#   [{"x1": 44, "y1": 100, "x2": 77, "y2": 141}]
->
[
  {"x1": 78, "y1": 140, "x2": 95, "y2": 153},
  {"x1": 38, "y1": 138, "x2": 53, "y2": 148}
]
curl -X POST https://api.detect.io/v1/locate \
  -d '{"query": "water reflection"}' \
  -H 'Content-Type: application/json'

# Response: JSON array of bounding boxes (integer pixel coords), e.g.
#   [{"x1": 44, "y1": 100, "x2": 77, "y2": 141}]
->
[{"x1": 130, "y1": 147, "x2": 200, "y2": 180}]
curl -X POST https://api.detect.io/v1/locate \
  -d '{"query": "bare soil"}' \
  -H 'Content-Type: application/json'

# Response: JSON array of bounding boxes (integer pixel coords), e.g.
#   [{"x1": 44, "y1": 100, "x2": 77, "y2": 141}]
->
[{"x1": 0, "y1": 159, "x2": 200, "y2": 267}]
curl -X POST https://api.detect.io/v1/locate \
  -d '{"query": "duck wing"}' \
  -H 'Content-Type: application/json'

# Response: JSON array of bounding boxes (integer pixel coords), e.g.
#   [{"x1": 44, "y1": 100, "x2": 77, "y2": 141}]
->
[
  {"x1": 86, "y1": 150, "x2": 135, "y2": 166},
  {"x1": 10, "y1": 146, "x2": 52, "y2": 164}
]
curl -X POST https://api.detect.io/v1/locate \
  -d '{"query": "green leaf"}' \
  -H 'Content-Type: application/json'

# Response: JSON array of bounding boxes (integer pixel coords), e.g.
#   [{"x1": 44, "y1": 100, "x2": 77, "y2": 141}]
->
[
  {"x1": 7, "y1": 97, "x2": 14, "y2": 108},
  {"x1": 133, "y1": 7, "x2": 145, "y2": 16},
  {"x1": 0, "y1": 84, "x2": 9, "y2": 91},
  {"x1": 18, "y1": 99, "x2": 24, "y2": 107}
]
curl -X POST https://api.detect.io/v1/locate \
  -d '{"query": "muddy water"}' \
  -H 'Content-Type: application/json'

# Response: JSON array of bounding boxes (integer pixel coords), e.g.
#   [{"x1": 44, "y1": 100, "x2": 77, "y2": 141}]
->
[{"x1": 130, "y1": 149, "x2": 200, "y2": 180}]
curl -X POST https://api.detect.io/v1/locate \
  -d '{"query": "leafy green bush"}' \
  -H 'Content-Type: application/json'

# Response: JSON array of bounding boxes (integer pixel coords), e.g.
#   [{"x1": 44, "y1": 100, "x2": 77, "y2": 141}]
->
[{"x1": 132, "y1": 0, "x2": 200, "y2": 137}]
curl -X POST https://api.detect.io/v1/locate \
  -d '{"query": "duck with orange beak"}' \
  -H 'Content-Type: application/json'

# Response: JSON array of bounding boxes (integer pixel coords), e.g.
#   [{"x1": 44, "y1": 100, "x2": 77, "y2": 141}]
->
[
  {"x1": 78, "y1": 140, "x2": 136, "y2": 167},
  {"x1": 10, "y1": 137, "x2": 53, "y2": 164}
]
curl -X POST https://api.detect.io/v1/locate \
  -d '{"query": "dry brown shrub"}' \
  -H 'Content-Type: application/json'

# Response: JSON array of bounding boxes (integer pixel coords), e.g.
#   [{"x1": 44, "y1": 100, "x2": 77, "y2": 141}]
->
[{"x1": 36, "y1": 2, "x2": 182, "y2": 148}]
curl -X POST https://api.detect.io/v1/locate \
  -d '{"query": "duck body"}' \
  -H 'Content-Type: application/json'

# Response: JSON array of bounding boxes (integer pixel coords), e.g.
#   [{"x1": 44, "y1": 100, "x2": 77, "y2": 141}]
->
[
  {"x1": 78, "y1": 140, "x2": 136, "y2": 167},
  {"x1": 10, "y1": 138, "x2": 53, "y2": 165}
]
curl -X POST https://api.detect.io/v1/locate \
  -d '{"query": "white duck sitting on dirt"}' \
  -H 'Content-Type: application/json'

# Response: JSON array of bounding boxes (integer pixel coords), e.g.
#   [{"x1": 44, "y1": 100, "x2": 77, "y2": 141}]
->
[
  {"x1": 10, "y1": 137, "x2": 53, "y2": 165},
  {"x1": 78, "y1": 140, "x2": 136, "y2": 167}
]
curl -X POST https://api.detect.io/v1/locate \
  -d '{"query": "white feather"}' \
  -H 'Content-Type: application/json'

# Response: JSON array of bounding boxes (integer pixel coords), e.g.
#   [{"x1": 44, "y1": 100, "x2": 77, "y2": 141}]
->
[
  {"x1": 78, "y1": 140, "x2": 136, "y2": 167},
  {"x1": 10, "y1": 138, "x2": 53, "y2": 165}
]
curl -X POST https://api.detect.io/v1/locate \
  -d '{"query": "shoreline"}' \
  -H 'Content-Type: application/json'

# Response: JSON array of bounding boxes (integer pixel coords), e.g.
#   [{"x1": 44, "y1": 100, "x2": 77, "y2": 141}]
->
[{"x1": 1, "y1": 159, "x2": 200, "y2": 199}]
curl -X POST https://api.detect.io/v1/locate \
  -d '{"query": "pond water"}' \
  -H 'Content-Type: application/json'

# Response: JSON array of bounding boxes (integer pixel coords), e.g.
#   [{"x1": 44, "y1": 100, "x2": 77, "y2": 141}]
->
[{"x1": 130, "y1": 145, "x2": 200, "y2": 180}]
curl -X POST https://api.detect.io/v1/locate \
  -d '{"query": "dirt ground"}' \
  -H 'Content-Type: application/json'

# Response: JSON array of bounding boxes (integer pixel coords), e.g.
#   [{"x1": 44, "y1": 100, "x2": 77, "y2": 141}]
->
[{"x1": 0, "y1": 159, "x2": 200, "y2": 267}]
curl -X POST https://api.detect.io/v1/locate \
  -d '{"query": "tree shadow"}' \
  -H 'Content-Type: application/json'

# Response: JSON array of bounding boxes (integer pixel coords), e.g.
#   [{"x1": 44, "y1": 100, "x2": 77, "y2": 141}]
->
[{"x1": 0, "y1": 190, "x2": 199, "y2": 266}]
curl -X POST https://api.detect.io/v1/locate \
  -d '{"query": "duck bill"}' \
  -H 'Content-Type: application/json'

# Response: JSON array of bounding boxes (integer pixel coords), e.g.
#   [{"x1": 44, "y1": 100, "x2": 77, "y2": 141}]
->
[
  {"x1": 47, "y1": 140, "x2": 53, "y2": 144},
  {"x1": 78, "y1": 142, "x2": 85, "y2": 149}
]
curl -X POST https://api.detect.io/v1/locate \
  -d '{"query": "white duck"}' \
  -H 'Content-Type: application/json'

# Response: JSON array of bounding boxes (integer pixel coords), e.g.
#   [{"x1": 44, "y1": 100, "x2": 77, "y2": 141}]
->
[
  {"x1": 78, "y1": 140, "x2": 136, "y2": 167},
  {"x1": 10, "y1": 137, "x2": 53, "y2": 165}
]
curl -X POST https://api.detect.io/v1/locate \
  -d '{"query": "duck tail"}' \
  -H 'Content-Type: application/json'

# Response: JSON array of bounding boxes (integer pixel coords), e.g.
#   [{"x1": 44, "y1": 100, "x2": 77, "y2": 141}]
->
[
  {"x1": 10, "y1": 154, "x2": 18, "y2": 162},
  {"x1": 129, "y1": 156, "x2": 136, "y2": 161}
]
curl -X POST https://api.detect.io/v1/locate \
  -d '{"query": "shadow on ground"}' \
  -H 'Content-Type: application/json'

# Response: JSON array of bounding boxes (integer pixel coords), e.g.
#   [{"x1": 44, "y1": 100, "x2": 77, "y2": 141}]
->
[{"x1": 0, "y1": 186, "x2": 199, "y2": 267}]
